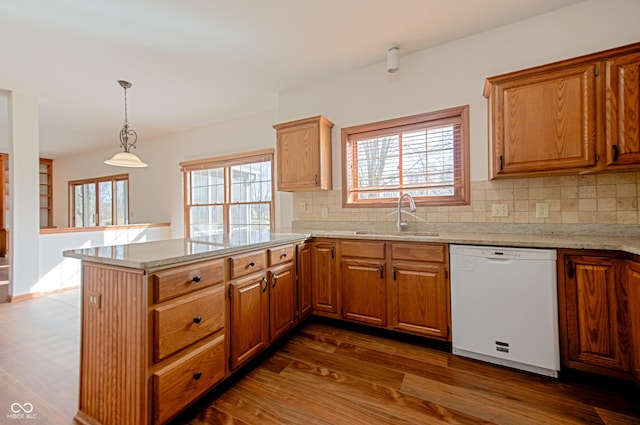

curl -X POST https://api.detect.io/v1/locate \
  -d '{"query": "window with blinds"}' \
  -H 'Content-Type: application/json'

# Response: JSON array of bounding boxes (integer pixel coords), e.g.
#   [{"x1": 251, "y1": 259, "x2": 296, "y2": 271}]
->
[
  {"x1": 180, "y1": 149, "x2": 274, "y2": 240},
  {"x1": 342, "y1": 106, "x2": 469, "y2": 207}
]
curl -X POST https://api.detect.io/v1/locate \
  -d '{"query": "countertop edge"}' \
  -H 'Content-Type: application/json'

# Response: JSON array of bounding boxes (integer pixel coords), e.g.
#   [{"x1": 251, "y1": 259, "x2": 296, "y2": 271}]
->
[{"x1": 63, "y1": 233, "x2": 311, "y2": 271}]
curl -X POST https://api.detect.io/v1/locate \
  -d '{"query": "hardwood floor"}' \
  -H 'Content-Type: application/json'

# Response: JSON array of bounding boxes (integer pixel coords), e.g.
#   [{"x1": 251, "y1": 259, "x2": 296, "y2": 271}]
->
[{"x1": 1, "y1": 288, "x2": 639, "y2": 424}]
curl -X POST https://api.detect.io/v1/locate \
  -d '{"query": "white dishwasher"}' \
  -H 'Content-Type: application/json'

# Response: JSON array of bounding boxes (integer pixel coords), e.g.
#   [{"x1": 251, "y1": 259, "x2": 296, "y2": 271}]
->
[{"x1": 450, "y1": 244, "x2": 560, "y2": 377}]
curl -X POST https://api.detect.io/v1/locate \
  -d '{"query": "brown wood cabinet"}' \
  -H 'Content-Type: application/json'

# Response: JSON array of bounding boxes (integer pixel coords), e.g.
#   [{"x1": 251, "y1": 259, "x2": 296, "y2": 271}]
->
[
  {"x1": 390, "y1": 243, "x2": 450, "y2": 341},
  {"x1": 75, "y1": 260, "x2": 227, "y2": 425},
  {"x1": 228, "y1": 271, "x2": 269, "y2": 370},
  {"x1": 605, "y1": 52, "x2": 640, "y2": 168},
  {"x1": 273, "y1": 115, "x2": 333, "y2": 191},
  {"x1": 341, "y1": 240, "x2": 387, "y2": 326},
  {"x1": 311, "y1": 240, "x2": 338, "y2": 316},
  {"x1": 557, "y1": 250, "x2": 632, "y2": 378},
  {"x1": 627, "y1": 260, "x2": 640, "y2": 382},
  {"x1": 485, "y1": 41, "x2": 640, "y2": 179},
  {"x1": 269, "y1": 260, "x2": 297, "y2": 342},
  {"x1": 486, "y1": 62, "x2": 598, "y2": 177},
  {"x1": 296, "y1": 242, "x2": 313, "y2": 320}
]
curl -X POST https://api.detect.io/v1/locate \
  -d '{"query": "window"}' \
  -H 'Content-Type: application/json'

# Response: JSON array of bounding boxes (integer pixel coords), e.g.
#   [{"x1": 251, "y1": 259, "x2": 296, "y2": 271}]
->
[
  {"x1": 342, "y1": 105, "x2": 469, "y2": 207},
  {"x1": 69, "y1": 174, "x2": 129, "y2": 227},
  {"x1": 181, "y1": 149, "x2": 274, "y2": 241}
]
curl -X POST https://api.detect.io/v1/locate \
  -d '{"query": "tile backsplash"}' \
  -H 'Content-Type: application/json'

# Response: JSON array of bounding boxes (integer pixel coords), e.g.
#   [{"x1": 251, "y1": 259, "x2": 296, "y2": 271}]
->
[{"x1": 292, "y1": 172, "x2": 640, "y2": 226}]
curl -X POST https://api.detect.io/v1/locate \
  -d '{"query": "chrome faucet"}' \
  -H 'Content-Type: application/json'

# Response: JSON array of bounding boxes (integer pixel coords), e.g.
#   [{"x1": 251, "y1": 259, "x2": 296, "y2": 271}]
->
[{"x1": 397, "y1": 193, "x2": 416, "y2": 232}]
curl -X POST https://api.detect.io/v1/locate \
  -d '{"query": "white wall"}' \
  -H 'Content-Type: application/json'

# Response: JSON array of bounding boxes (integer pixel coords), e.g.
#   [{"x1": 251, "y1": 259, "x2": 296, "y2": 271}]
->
[
  {"x1": 36, "y1": 225, "x2": 171, "y2": 296},
  {"x1": 53, "y1": 108, "x2": 281, "y2": 234},
  {"x1": 278, "y1": 0, "x2": 640, "y2": 186},
  {"x1": 51, "y1": 0, "x2": 640, "y2": 235}
]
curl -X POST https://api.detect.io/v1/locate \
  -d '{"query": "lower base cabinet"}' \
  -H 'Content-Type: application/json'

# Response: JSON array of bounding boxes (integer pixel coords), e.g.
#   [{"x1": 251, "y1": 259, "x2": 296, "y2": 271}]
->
[
  {"x1": 228, "y1": 271, "x2": 269, "y2": 370},
  {"x1": 627, "y1": 260, "x2": 640, "y2": 382},
  {"x1": 153, "y1": 335, "x2": 226, "y2": 424},
  {"x1": 558, "y1": 250, "x2": 632, "y2": 378}
]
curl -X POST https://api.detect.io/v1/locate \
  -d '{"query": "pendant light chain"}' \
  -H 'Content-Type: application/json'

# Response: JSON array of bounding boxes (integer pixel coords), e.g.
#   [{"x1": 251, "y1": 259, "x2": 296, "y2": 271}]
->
[{"x1": 119, "y1": 80, "x2": 138, "y2": 153}]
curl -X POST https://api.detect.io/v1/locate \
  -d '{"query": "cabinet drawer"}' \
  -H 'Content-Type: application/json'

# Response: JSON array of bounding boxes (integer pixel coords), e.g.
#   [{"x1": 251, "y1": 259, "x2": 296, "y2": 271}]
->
[
  {"x1": 153, "y1": 334, "x2": 225, "y2": 425},
  {"x1": 391, "y1": 243, "x2": 447, "y2": 263},
  {"x1": 229, "y1": 250, "x2": 266, "y2": 278},
  {"x1": 154, "y1": 285, "x2": 225, "y2": 362},
  {"x1": 152, "y1": 259, "x2": 224, "y2": 303},
  {"x1": 341, "y1": 241, "x2": 385, "y2": 259},
  {"x1": 268, "y1": 244, "x2": 294, "y2": 266}
]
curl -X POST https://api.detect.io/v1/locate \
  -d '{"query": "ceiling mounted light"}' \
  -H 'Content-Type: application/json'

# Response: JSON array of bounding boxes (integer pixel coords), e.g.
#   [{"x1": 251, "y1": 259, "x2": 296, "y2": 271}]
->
[
  {"x1": 387, "y1": 45, "x2": 400, "y2": 73},
  {"x1": 104, "y1": 80, "x2": 148, "y2": 168}
]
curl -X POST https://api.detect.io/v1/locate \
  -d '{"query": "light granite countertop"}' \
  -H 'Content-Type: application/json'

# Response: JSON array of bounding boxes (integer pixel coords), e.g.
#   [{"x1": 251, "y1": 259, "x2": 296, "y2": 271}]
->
[
  {"x1": 63, "y1": 231, "x2": 311, "y2": 271},
  {"x1": 63, "y1": 224, "x2": 640, "y2": 271},
  {"x1": 309, "y1": 229, "x2": 640, "y2": 256}
]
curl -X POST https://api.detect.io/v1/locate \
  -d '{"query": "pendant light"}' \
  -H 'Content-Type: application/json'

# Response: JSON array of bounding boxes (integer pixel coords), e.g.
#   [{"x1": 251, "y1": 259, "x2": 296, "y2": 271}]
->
[{"x1": 104, "y1": 80, "x2": 148, "y2": 167}]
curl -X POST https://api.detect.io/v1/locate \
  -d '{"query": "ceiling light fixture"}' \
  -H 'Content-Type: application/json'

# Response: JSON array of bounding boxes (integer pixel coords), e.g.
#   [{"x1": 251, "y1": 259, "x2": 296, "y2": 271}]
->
[
  {"x1": 387, "y1": 45, "x2": 400, "y2": 73},
  {"x1": 104, "y1": 80, "x2": 148, "y2": 168}
]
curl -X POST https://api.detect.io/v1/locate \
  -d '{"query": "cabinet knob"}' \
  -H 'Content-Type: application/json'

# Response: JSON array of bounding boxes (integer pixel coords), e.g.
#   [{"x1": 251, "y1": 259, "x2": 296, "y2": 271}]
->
[
  {"x1": 193, "y1": 316, "x2": 202, "y2": 324},
  {"x1": 249, "y1": 260, "x2": 255, "y2": 267},
  {"x1": 192, "y1": 275, "x2": 201, "y2": 283},
  {"x1": 193, "y1": 372, "x2": 202, "y2": 380},
  {"x1": 280, "y1": 251, "x2": 287, "y2": 258}
]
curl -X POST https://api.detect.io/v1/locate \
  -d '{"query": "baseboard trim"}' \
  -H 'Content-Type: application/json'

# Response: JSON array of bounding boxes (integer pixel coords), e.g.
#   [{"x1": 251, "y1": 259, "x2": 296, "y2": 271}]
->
[{"x1": 8, "y1": 285, "x2": 79, "y2": 303}]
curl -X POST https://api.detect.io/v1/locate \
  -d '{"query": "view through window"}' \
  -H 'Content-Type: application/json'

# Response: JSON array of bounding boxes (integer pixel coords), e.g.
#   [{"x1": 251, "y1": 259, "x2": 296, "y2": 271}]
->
[
  {"x1": 69, "y1": 174, "x2": 129, "y2": 227},
  {"x1": 181, "y1": 150, "x2": 274, "y2": 243},
  {"x1": 342, "y1": 106, "x2": 469, "y2": 207}
]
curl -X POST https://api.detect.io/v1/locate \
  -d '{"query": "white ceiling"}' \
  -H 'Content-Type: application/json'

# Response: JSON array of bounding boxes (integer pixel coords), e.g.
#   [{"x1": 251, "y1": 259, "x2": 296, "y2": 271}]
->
[{"x1": 0, "y1": 0, "x2": 586, "y2": 158}]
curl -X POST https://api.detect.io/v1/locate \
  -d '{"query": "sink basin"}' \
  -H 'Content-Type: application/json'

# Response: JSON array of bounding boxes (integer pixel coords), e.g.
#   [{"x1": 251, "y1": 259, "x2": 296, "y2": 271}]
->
[{"x1": 354, "y1": 231, "x2": 439, "y2": 238}]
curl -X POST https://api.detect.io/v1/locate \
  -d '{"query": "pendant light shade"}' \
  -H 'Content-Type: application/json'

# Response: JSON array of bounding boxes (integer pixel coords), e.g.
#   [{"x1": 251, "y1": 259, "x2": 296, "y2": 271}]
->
[{"x1": 104, "y1": 80, "x2": 148, "y2": 168}]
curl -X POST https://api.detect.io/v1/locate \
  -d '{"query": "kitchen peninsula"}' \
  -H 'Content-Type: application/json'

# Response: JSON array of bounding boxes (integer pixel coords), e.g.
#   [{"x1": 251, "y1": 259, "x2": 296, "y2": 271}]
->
[{"x1": 64, "y1": 231, "x2": 310, "y2": 425}]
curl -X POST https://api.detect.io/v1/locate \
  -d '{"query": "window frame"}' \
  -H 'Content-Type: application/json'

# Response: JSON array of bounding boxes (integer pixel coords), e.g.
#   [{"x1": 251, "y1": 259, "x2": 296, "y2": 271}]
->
[
  {"x1": 180, "y1": 149, "x2": 275, "y2": 238},
  {"x1": 341, "y1": 105, "x2": 470, "y2": 208},
  {"x1": 68, "y1": 173, "x2": 129, "y2": 227}
]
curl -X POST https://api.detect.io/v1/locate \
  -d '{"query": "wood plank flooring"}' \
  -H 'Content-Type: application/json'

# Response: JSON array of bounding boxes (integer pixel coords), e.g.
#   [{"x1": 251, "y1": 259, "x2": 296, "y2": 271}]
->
[
  {"x1": 172, "y1": 321, "x2": 640, "y2": 425},
  {"x1": 1, "y1": 288, "x2": 639, "y2": 425}
]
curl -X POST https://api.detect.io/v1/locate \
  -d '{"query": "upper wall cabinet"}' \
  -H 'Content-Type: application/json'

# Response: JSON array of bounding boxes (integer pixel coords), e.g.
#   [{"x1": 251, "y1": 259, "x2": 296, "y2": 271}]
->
[
  {"x1": 485, "y1": 42, "x2": 640, "y2": 179},
  {"x1": 605, "y1": 52, "x2": 640, "y2": 168},
  {"x1": 273, "y1": 115, "x2": 333, "y2": 191}
]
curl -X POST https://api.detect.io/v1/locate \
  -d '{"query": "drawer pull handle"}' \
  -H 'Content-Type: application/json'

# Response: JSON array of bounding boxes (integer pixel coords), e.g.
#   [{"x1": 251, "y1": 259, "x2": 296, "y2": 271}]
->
[
  {"x1": 193, "y1": 316, "x2": 202, "y2": 324},
  {"x1": 192, "y1": 275, "x2": 201, "y2": 283},
  {"x1": 249, "y1": 260, "x2": 255, "y2": 267},
  {"x1": 281, "y1": 251, "x2": 287, "y2": 258},
  {"x1": 193, "y1": 372, "x2": 202, "y2": 380}
]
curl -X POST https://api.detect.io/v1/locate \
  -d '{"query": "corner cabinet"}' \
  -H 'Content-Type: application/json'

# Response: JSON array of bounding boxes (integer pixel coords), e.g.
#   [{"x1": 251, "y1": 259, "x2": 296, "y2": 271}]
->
[
  {"x1": 310, "y1": 240, "x2": 339, "y2": 316},
  {"x1": 273, "y1": 115, "x2": 333, "y2": 191},
  {"x1": 557, "y1": 250, "x2": 632, "y2": 378},
  {"x1": 485, "y1": 41, "x2": 640, "y2": 178},
  {"x1": 627, "y1": 259, "x2": 640, "y2": 383},
  {"x1": 605, "y1": 51, "x2": 640, "y2": 168}
]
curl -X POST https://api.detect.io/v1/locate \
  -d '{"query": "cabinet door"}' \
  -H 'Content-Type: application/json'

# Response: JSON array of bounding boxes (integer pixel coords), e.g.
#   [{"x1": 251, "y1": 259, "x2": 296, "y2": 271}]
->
[
  {"x1": 560, "y1": 255, "x2": 631, "y2": 374},
  {"x1": 228, "y1": 273, "x2": 269, "y2": 370},
  {"x1": 391, "y1": 261, "x2": 450, "y2": 340},
  {"x1": 296, "y1": 242, "x2": 312, "y2": 320},
  {"x1": 311, "y1": 241, "x2": 338, "y2": 315},
  {"x1": 342, "y1": 258, "x2": 386, "y2": 326},
  {"x1": 269, "y1": 262, "x2": 296, "y2": 342},
  {"x1": 487, "y1": 63, "x2": 598, "y2": 177},
  {"x1": 627, "y1": 260, "x2": 640, "y2": 383},
  {"x1": 276, "y1": 122, "x2": 321, "y2": 190},
  {"x1": 606, "y1": 52, "x2": 640, "y2": 166}
]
